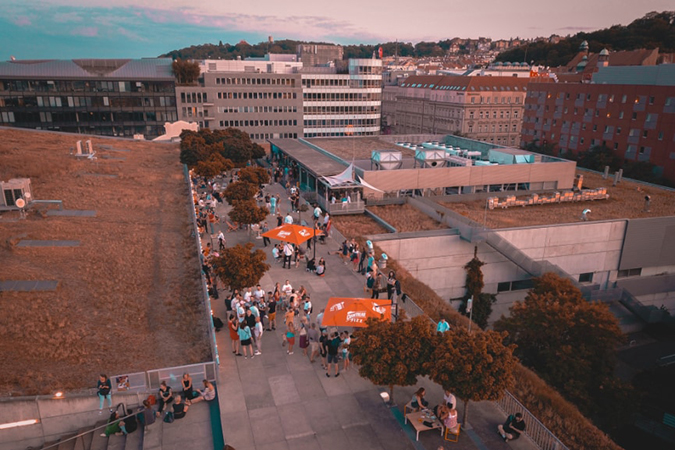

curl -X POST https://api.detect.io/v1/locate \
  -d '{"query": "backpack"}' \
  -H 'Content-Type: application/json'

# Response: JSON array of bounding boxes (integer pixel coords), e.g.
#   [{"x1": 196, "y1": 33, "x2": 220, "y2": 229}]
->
[
  {"x1": 367, "y1": 277, "x2": 374, "y2": 289},
  {"x1": 163, "y1": 411, "x2": 175, "y2": 423},
  {"x1": 121, "y1": 405, "x2": 138, "y2": 433},
  {"x1": 147, "y1": 394, "x2": 157, "y2": 405}
]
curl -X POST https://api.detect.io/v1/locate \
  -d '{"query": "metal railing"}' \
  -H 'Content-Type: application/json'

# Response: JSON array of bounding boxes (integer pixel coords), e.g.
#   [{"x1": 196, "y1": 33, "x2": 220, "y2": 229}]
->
[
  {"x1": 496, "y1": 390, "x2": 569, "y2": 450},
  {"x1": 316, "y1": 195, "x2": 365, "y2": 215},
  {"x1": 147, "y1": 362, "x2": 217, "y2": 390}
]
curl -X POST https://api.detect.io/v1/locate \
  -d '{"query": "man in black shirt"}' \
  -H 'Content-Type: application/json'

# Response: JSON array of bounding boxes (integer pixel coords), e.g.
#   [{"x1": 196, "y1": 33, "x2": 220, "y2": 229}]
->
[
  {"x1": 325, "y1": 332, "x2": 341, "y2": 378},
  {"x1": 498, "y1": 412, "x2": 526, "y2": 442}
]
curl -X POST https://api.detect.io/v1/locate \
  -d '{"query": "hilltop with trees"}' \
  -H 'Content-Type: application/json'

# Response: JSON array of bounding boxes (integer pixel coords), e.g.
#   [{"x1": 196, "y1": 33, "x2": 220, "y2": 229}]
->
[{"x1": 496, "y1": 11, "x2": 675, "y2": 67}]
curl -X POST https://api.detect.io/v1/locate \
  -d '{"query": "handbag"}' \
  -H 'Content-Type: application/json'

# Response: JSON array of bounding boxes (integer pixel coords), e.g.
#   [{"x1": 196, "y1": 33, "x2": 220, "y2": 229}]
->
[{"x1": 163, "y1": 411, "x2": 174, "y2": 423}]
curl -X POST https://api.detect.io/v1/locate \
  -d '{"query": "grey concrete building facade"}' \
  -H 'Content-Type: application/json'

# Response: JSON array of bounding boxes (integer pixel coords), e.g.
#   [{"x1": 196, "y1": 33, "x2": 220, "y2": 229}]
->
[
  {"x1": 175, "y1": 57, "x2": 304, "y2": 141},
  {"x1": 297, "y1": 44, "x2": 344, "y2": 67},
  {"x1": 0, "y1": 59, "x2": 178, "y2": 138}
]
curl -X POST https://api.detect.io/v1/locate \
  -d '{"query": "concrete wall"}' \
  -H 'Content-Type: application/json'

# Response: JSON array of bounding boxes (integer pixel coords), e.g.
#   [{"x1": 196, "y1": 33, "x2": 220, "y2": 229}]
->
[
  {"x1": 0, "y1": 392, "x2": 145, "y2": 450},
  {"x1": 374, "y1": 220, "x2": 628, "y2": 324}
]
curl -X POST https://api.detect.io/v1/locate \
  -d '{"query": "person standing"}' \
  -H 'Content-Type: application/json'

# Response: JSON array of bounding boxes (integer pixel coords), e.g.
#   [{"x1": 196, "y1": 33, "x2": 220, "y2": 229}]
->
[
  {"x1": 270, "y1": 195, "x2": 277, "y2": 215},
  {"x1": 283, "y1": 242, "x2": 294, "y2": 269},
  {"x1": 443, "y1": 390, "x2": 457, "y2": 409},
  {"x1": 238, "y1": 322, "x2": 254, "y2": 359},
  {"x1": 286, "y1": 321, "x2": 296, "y2": 355},
  {"x1": 284, "y1": 213, "x2": 293, "y2": 224},
  {"x1": 371, "y1": 272, "x2": 383, "y2": 299},
  {"x1": 229, "y1": 314, "x2": 241, "y2": 356},
  {"x1": 262, "y1": 222, "x2": 270, "y2": 247},
  {"x1": 254, "y1": 316, "x2": 264, "y2": 355},
  {"x1": 97, "y1": 374, "x2": 113, "y2": 414},
  {"x1": 267, "y1": 292, "x2": 277, "y2": 331},
  {"x1": 307, "y1": 323, "x2": 320, "y2": 363},
  {"x1": 326, "y1": 332, "x2": 341, "y2": 377}
]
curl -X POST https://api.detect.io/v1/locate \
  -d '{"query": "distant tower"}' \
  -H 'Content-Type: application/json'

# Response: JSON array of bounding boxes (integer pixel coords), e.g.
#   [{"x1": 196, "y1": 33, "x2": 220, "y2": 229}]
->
[
  {"x1": 598, "y1": 48, "x2": 610, "y2": 67},
  {"x1": 579, "y1": 40, "x2": 589, "y2": 55}
]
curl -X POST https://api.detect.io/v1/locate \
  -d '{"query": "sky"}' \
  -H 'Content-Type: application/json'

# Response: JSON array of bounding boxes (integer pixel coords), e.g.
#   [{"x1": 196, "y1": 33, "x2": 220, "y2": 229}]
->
[{"x1": 1, "y1": 0, "x2": 672, "y2": 60}]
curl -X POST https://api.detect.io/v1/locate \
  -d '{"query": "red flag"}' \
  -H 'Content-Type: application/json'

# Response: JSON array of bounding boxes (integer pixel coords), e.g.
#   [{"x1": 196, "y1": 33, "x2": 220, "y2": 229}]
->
[{"x1": 378, "y1": 47, "x2": 383, "y2": 58}]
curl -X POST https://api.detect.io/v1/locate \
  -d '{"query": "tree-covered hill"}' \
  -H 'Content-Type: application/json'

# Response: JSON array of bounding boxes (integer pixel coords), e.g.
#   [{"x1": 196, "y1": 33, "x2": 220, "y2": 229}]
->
[{"x1": 496, "y1": 11, "x2": 675, "y2": 67}]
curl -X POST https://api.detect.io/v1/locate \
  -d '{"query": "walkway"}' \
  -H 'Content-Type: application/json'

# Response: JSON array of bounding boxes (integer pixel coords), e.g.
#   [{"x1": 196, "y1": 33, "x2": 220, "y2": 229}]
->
[{"x1": 202, "y1": 179, "x2": 538, "y2": 450}]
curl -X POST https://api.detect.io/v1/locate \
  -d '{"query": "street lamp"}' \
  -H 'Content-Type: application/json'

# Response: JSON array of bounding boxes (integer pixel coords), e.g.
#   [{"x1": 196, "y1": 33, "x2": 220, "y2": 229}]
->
[{"x1": 467, "y1": 296, "x2": 474, "y2": 334}]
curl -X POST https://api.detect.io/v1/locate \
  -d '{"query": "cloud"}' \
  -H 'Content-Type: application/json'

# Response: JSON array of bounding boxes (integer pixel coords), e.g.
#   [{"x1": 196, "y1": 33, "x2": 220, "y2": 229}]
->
[
  {"x1": 53, "y1": 11, "x2": 83, "y2": 23},
  {"x1": 71, "y1": 26, "x2": 98, "y2": 37},
  {"x1": 12, "y1": 16, "x2": 32, "y2": 26},
  {"x1": 557, "y1": 26, "x2": 597, "y2": 31}
]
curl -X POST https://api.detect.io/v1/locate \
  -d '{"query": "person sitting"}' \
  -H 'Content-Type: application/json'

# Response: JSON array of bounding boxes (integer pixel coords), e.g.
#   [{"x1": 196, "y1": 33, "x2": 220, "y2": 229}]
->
[
  {"x1": 272, "y1": 245, "x2": 282, "y2": 263},
  {"x1": 306, "y1": 257, "x2": 316, "y2": 272},
  {"x1": 411, "y1": 387, "x2": 429, "y2": 411},
  {"x1": 227, "y1": 220, "x2": 238, "y2": 232},
  {"x1": 315, "y1": 261, "x2": 325, "y2": 276},
  {"x1": 100, "y1": 411, "x2": 127, "y2": 437},
  {"x1": 191, "y1": 379, "x2": 216, "y2": 404},
  {"x1": 436, "y1": 404, "x2": 459, "y2": 433},
  {"x1": 172, "y1": 395, "x2": 189, "y2": 420},
  {"x1": 497, "y1": 412, "x2": 526, "y2": 442}
]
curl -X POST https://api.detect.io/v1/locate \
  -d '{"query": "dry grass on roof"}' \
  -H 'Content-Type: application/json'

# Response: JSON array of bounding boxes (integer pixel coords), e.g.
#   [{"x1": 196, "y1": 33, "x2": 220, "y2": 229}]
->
[
  {"x1": 305, "y1": 137, "x2": 415, "y2": 160},
  {"x1": 0, "y1": 128, "x2": 210, "y2": 395},
  {"x1": 368, "y1": 204, "x2": 446, "y2": 232},
  {"x1": 331, "y1": 214, "x2": 388, "y2": 239},
  {"x1": 443, "y1": 170, "x2": 675, "y2": 229}
]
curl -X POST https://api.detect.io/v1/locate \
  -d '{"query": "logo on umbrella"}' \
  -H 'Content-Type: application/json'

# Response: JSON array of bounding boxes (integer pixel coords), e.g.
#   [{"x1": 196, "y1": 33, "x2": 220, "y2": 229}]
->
[
  {"x1": 299, "y1": 229, "x2": 310, "y2": 237},
  {"x1": 330, "y1": 302, "x2": 344, "y2": 312},
  {"x1": 372, "y1": 303, "x2": 386, "y2": 314},
  {"x1": 277, "y1": 230, "x2": 291, "y2": 238},
  {"x1": 346, "y1": 311, "x2": 367, "y2": 322}
]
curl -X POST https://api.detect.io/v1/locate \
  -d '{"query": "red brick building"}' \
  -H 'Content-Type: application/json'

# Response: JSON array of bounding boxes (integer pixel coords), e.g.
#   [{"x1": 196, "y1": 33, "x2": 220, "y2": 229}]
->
[{"x1": 521, "y1": 65, "x2": 675, "y2": 182}]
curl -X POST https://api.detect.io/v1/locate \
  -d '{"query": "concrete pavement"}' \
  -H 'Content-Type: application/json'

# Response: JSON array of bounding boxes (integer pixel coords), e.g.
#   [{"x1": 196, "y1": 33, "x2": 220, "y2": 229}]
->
[{"x1": 203, "y1": 179, "x2": 538, "y2": 450}]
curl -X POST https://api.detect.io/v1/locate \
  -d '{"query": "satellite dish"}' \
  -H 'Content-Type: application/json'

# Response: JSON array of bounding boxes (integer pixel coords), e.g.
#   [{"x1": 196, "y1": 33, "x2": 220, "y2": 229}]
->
[
  {"x1": 24, "y1": 192, "x2": 31, "y2": 200},
  {"x1": 15, "y1": 198, "x2": 26, "y2": 208}
]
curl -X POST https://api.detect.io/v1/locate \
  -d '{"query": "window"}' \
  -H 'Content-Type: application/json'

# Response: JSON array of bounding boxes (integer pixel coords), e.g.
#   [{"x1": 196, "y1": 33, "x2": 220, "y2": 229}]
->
[
  {"x1": 659, "y1": 131, "x2": 664, "y2": 140},
  {"x1": 619, "y1": 111, "x2": 624, "y2": 119},
  {"x1": 621, "y1": 95, "x2": 627, "y2": 103},
  {"x1": 649, "y1": 96, "x2": 655, "y2": 105},
  {"x1": 643, "y1": 130, "x2": 648, "y2": 138},
  {"x1": 632, "y1": 112, "x2": 637, "y2": 120},
  {"x1": 617, "y1": 268, "x2": 642, "y2": 278},
  {"x1": 579, "y1": 272, "x2": 593, "y2": 283}
]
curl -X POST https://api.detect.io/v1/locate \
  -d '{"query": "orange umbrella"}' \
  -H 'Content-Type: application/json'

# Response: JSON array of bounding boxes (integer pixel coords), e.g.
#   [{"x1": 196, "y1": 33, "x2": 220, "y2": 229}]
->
[
  {"x1": 322, "y1": 298, "x2": 391, "y2": 327},
  {"x1": 262, "y1": 223, "x2": 315, "y2": 245}
]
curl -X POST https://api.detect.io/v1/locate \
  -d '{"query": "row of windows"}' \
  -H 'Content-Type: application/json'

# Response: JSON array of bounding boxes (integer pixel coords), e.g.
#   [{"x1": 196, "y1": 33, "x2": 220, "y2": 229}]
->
[
  {"x1": 530, "y1": 90, "x2": 675, "y2": 107},
  {"x1": 469, "y1": 96, "x2": 522, "y2": 105},
  {"x1": 0, "y1": 79, "x2": 174, "y2": 94},
  {"x1": 216, "y1": 119, "x2": 298, "y2": 128},
  {"x1": 218, "y1": 91, "x2": 297, "y2": 100},
  {"x1": 217, "y1": 106, "x2": 298, "y2": 114},
  {"x1": 468, "y1": 123, "x2": 518, "y2": 133},
  {"x1": 0, "y1": 110, "x2": 177, "y2": 124},
  {"x1": 304, "y1": 118, "x2": 379, "y2": 127},
  {"x1": 304, "y1": 105, "x2": 379, "y2": 115},
  {"x1": 302, "y1": 79, "x2": 381, "y2": 89},
  {"x1": 0, "y1": 95, "x2": 175, "y2": 108},
  {"x1": 526, "y1": 130, "x2": 658, "y2": 155},
  {"x1": 305, "y1": 130, "x2": 378, "y2": 138},
  {"x1": 215, "y1": 77, "x2": 297, "y2": 87},
  {"x1": 303, "y1": 92, "x2": 381, "y2": 102},
  {"x1": 469, "y1": 110, "x2": 520, "y2": 119}
]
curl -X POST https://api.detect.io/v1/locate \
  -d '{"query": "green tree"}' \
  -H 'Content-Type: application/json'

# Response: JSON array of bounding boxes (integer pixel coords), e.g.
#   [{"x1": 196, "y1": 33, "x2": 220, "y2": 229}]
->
[
  {"x1": 172, "y1": 59, "x2": 201, "y2": 84},
  {"x1": 193, "y1": 153, "x2": 234, "y2": 178},
  {"x1": 457, "y1": 247, "x2": 496, "y2": 329},
  {"x1": 494, "y1": 273, "x2": 625, "y2": 411},
  {"x1": 211, "y1": 243, "x2": 270, "y2": 290},
  {"x1": 350, "y1": 314, "x2": 435, "y2": 403},
  {"x1": 426, "y1": 329, "x2": 517, "y2": 424},
  {"x1": 237, "y1": 166, "x2": 270, "y2": 186},
  {"x1": 179, "y1": 129, "x2": 265, "y2": 168},
  {"x1": 229, "y1": 199, "x2": 269, "y2": 232},
  {"x1": 576, "y1": 145, "x2": 622, "y2": 172},
  {"x1": 222, "y1": 181, "x2": 257, "y2": 205}
]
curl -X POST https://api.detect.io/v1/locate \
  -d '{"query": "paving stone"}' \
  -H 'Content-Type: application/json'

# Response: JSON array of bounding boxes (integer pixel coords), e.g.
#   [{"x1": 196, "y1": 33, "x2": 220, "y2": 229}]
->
[
  {"x1": 269, "y1": 374, "x2": 301, "y2": 407},
  {"x1": 248, "y1": 406, "x2": 285, "y2": 446}
]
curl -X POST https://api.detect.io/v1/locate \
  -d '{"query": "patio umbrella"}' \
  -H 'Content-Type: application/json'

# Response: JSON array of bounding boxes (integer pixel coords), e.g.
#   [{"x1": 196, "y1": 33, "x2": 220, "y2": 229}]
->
[
  {"x1": 321, "y1": 298, "x2": 391, "y2": 328},
  {"x1": 262, "y1": 223, "x2": 315, "y2": 246}
]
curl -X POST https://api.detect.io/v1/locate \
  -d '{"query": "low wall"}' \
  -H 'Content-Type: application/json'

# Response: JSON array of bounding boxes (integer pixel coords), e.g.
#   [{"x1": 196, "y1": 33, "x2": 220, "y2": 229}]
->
[{"x1": 0, "y1": 392, "x2": 146, "y2": 450}]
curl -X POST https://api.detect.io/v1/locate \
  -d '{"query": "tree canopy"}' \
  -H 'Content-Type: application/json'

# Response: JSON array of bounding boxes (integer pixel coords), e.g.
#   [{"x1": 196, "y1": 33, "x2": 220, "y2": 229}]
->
[
  {"x1": 237, "y1": 166, "x2": 270, "y2": 186},
  {"x1": 494, "y1": 273, "x2": 625, "y2": 412},
  {"x1": 179, "y1": 128, "x2": 265, "y2": 168},
  {"x1": 426, "y1": 328, "x2": 517, "y2": 422},
  {"x1": 457, "y1": 247, "x2": 496, "y2": 330},
  {"x1": 172, "y1": 59, "x2": 201, "y2": 84},
  {"x1": 211, "y1": 243, "x2": 270, "y2": 290},
  {"x1": 350, "y1": 314, "x2": 435, "y2": 403},
  {"x1": 229, "y1": 199, "x2": 268, "y2": 228},
  {"x1": 193, "y1": 153, "x2": 234, "y2": 178}
]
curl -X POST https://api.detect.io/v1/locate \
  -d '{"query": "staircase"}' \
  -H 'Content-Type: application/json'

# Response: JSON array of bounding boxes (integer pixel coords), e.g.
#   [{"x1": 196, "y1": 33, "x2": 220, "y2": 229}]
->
[{"x1": 31, "y1": 401, "x2": 213, "y2": 450}]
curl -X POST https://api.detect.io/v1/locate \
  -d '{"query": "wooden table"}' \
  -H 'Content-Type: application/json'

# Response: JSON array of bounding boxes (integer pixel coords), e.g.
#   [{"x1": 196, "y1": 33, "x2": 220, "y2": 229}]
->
[{"x1": 404, "y1": 409, "x2": 443, "y2": 441}]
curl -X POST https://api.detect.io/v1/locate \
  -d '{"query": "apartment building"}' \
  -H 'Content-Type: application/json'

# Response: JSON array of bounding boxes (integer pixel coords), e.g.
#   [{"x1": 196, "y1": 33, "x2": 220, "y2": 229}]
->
[
  {"x1": 383, "y1": 75, "x2": 532, "y2": 146},
  {"x1": 520, "y1": 64, "x2": 675, "y2": 182},
  {"x1": 175, "y1": 55, "x2": 304, "y2": 141},
  {"x1": 302, "y1": 58, "x2": 382, "y2": 138},
  {"x1": 0, "y1": 59, "x2": 177, "y2": 138}
]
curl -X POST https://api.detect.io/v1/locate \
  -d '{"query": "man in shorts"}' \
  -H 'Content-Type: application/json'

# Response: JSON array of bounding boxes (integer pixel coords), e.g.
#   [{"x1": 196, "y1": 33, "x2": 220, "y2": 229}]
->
[
  {"x1": 498, "y1": 412, "x2": 526, "y2": 442},
  {"x1": 266, "y1": 292, "x2": 277, "y2": 331},
  {"x1": 326, "y1": 332, "x2": 341, "y2": 378}
]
